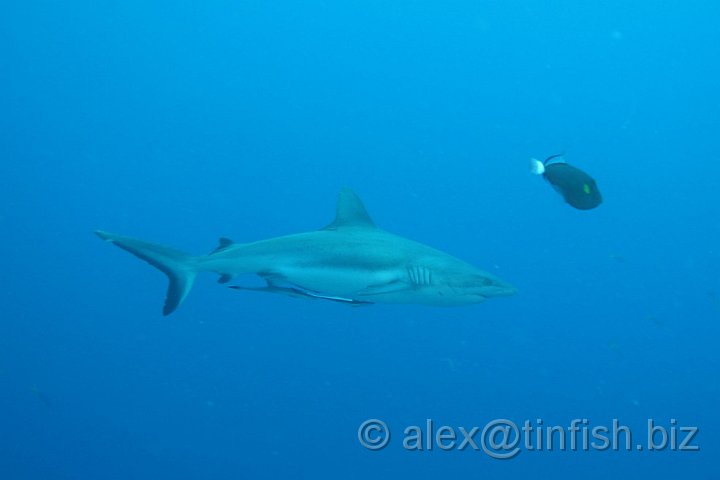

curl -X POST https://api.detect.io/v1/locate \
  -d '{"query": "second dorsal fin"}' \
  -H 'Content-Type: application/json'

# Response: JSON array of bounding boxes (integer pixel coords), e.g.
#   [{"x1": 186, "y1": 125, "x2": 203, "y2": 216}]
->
[{"x1": 209, "y1": 237, "x2": 235, "y2": 254}]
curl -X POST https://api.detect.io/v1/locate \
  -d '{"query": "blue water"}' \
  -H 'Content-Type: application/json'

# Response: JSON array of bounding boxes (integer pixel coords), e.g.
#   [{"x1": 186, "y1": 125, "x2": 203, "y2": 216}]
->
[{"x1": 2, "y1": 0, "x2": 718, "y2": 478}]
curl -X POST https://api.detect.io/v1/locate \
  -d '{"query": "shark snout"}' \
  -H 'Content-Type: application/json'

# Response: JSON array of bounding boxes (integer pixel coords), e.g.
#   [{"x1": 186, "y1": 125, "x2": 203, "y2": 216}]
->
[
  {"x1": 484, "y1": 280, "x2": 517, "y2": 297},
  {"x1": 440, "y1": 271, "x2": 516, "y2": 303},
  {"x1": 475, "y1": 274, "x2": 517, "y2": 298}
]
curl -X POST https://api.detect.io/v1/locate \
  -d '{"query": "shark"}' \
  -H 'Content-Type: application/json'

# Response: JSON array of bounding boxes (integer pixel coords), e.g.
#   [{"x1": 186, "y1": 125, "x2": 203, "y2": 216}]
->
[{"x1": 96, "y1": 188, "x2": 516, "y2": 315}]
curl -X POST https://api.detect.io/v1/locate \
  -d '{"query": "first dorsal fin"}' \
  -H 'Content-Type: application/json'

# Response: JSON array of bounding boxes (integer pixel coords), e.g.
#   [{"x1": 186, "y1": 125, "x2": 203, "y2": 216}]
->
[
  {"x1": 322, "y1": 188, "x2": 376, "y2": 230},
  {"x1": 209, "y1": 237, "x2": 234, "y2": 254}
]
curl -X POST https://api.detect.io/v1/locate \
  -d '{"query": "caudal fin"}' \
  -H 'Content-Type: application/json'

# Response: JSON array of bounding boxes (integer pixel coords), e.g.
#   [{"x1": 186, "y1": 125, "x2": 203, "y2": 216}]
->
[{"x1": 95, "y1": 231, "x2": 198, "y2": 315}]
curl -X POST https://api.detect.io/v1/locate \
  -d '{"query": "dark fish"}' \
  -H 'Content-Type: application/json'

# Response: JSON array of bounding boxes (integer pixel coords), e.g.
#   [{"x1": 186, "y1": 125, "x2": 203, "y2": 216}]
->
[{"x1": 530, "y1": 153, "x2": 602, "y2": 210}]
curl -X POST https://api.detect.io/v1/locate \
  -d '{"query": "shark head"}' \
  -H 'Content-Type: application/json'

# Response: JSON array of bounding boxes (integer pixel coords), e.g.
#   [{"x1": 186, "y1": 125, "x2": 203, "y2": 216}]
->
[
  {"x1": 442, "y1": 270, "x2": 518, "y2": 303},
  {"x1": 397, "y1": 262, "x2": 516, "y2": 306}
]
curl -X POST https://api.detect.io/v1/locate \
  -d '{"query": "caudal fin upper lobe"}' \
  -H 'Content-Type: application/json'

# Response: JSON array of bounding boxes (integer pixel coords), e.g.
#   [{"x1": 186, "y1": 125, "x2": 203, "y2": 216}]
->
[{"x1": 95, "y1": 231, "x2": 198, "y2": 315}]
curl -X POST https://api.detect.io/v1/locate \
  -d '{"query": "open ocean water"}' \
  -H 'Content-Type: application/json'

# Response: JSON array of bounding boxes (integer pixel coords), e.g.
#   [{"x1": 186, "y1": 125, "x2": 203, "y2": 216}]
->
[{"x1": 1, "y1": 1, "x2": 718, "y2": 478}]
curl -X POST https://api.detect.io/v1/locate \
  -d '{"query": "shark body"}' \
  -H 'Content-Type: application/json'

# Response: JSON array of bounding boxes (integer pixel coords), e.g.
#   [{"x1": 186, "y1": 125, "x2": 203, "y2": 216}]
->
[{"x1": 96, "y1": 188, "x2": 515, "y2": 315}]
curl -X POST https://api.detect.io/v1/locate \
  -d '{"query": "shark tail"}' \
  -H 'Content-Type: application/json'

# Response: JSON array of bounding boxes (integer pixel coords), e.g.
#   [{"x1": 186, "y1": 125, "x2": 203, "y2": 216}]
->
[{"x1": 95, "y1": 230, "x2": 198, "y2": 315}]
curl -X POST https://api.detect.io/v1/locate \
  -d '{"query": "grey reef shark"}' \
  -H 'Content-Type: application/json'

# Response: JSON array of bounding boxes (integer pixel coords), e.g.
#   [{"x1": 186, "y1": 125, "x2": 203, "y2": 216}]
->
[{"x1": 96, "y1": 188, "x2": 516, "y2": 315}]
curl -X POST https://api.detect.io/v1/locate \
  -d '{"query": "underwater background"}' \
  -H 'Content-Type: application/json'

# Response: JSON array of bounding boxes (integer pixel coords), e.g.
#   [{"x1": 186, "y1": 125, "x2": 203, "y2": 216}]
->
[{"x1": 1, "y1": 0, "x2": 718, "y2": 478}]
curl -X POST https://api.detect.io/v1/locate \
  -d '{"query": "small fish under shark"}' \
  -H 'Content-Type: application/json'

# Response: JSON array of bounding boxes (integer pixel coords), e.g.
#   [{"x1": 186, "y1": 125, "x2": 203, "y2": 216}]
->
[{"x1": 96, "y1": 188, "x2": 516, "y2": 315}]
